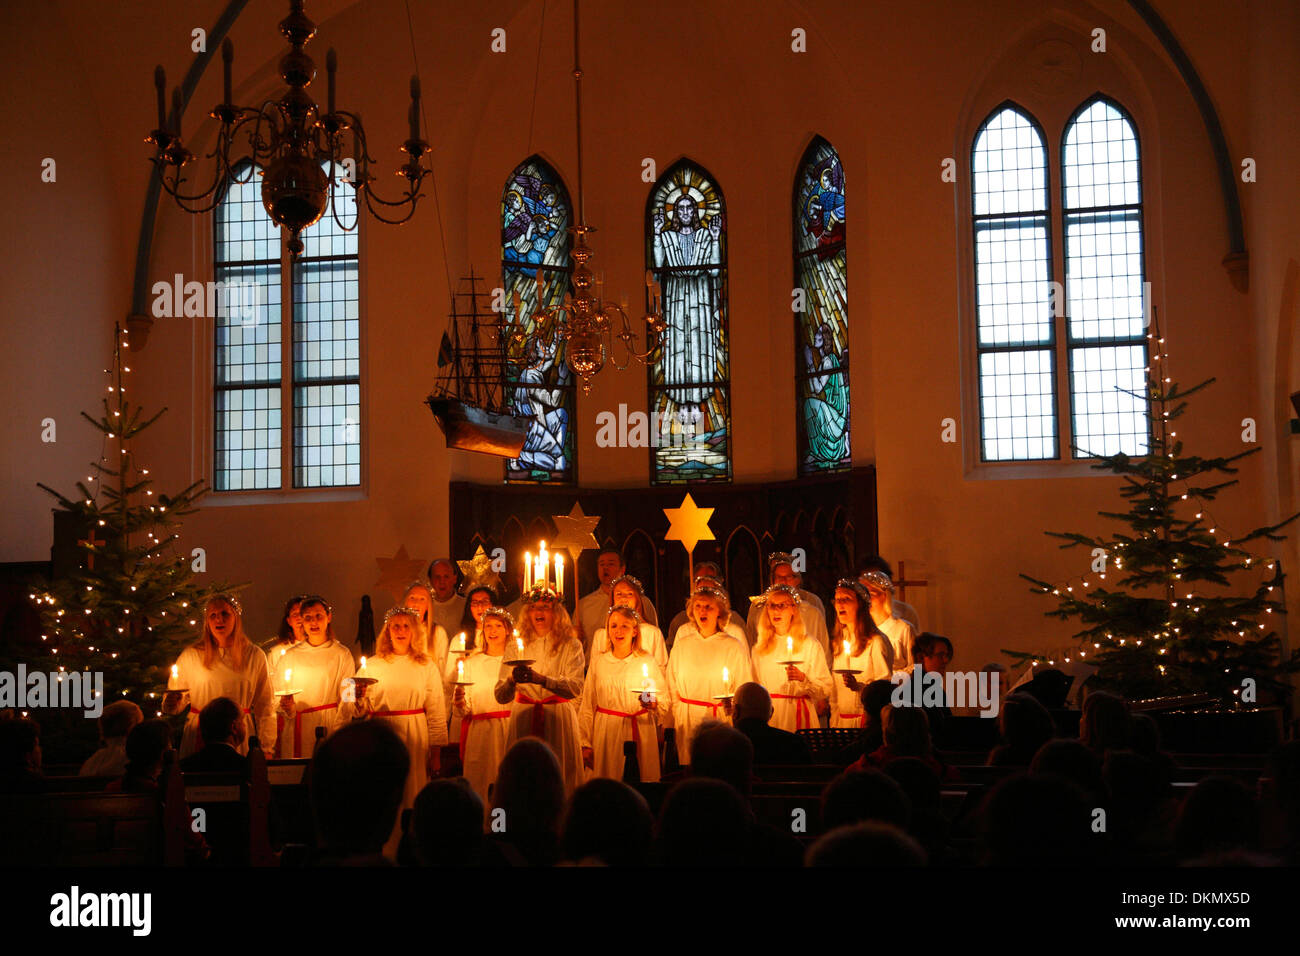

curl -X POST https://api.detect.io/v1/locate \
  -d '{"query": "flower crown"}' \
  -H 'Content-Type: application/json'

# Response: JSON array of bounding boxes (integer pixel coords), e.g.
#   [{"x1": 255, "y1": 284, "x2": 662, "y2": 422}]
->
[
  {"x1": 523, "y1": 583, "x2": 560, "y2": 604},
  {"x1": 383, "y1": 605, "x2": 421, "y2": 624}
]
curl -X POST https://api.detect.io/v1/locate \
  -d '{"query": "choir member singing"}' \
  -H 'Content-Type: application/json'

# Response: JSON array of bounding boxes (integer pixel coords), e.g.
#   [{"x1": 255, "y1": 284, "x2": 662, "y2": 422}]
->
[
  {"x1": 579, "y1": 605, "x2": 673, "y2": 783},
  {"x1": 745, "y1": 552, "x2": 831, "y2": 665},
  {"x1": 587, "y1": 574, "x2": 668, "y2": 668},
  {"x1": 402, "y1": 581, "x2": 451, "y2": 675},
  {"x1": 494, "y1": 586, "x2": 586, "y2": 793},
  {"x1": 164, "y1": 594, "x2": 275, "y2": 759},
  {"x1": 263, "y1": 594, "x2": 309, "y2": 659},
  {"x1": 275, "y1": 595, "x2": 356, "y2": 758},
  {"x1": 861, "y1": 570, "x2": 917, "y2": 674},
  {"x1": 751, "y1": 583, "x2": 833, "y2": 733},
  {"x1": 427, "y1": 558, "x2": 467, "y2": 637},
  {"x1": 452, "y1": 605, "x2": 514, "y2": 805},
  {"x1": 665, "y1": 585, "x2": 754, "y2": 766},
  {"x1": 446, "y1": 585, "x2": 496, "y2": 747},
  {"x1": 353, "y1": 606, "x2": 449, "y2": 852},
  {"x1": 828, "y1": 579, "x2": 894, "y2": 728},
  {"x1": 575, "y1": 548, "x2": 658, "y2": 654}
]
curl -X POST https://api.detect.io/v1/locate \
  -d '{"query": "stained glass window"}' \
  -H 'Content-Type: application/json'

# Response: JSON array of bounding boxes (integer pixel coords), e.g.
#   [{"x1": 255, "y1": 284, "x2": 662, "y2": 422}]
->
[
  {"x1": 793, "y1": 137, "x2": 850, "y2": 474},
  {"x1": 972, "y1": 104, "x2": 1057, "y2": 461},
  {"x1": 502, "y1": 156, "x2": 575, "y2": 483},
  {"x1": 214, "y1": 162, "x2": 282, "y2": 491},
  {"x1": 1062, "y1": 97, "x2": 1149, "y2": 457},
  {"x1": 646, "y1": 160, "x2": 731, "y2": 484}
]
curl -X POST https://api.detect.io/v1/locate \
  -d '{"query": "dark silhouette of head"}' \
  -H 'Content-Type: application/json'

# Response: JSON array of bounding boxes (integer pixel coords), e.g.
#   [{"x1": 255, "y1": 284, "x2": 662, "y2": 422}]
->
[
  {"x1": 997, "y1": 692, "x2": 1054, "y2": 759},
  {"x1": 1175, "y1": 775, "x2": 1259, "y2": 862},
  {"x1": 0, "y1": 717, "x2": 40, "y2": 773},
  {"x1": 690, "y1": 721, "x2": 754, "y2": 798},
  {"x1": 99, "y1": 700, "x2": 143, "y2": 741},
  {"x1": 861, "y1": 679, "x2": 895, "y2": 726},
  {"x1": 311, "y1": 720, "x2": 409, "y2": 857},
  {"x1": 883, "y1": 757, "x2": 942, "y2": 813},
  {"x1": 806, "y1": 822, "x2": 927, "y2": 867},
  {"x1": 1031, "y1": 738, "x2": 1105, "y2": 801},
  {"x1": 1080, "y1": 690, "x2": 1132, "y2": 754},
  {"x1": 732, "y1": 682, "x2": 773, "y2": 724},
  {"x1": 493, "y1": 738, "x2": 565, "y2": 863},
  {"x1": 411, "y1": 778, "x2": 484, "y2": 866},
  {"x1": 198, "y1": 696, "x2": 244, "y2": 747},
  {"x1": 978, "y1": 772, "x2": 1093, "y2": 866},
  {"x1": 821, "y1": 769, "x2": 910, "y2": 831},
  {"x1": 657, "y1": 778, "x2": 750, "y2": 866},
  {"x1": 882, "y1": 705, "x2": 932, "y2": 758},
  {"x1": 124, "y1": 719, "x2": 173, "y2": 780},
  {"x1": 562, "y1": 778, "x2": 653, "y2": 866}
]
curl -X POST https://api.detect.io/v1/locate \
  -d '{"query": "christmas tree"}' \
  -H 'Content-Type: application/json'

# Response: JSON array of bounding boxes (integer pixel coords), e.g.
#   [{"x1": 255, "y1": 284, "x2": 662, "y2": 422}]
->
[
  {"x1": 24, "y1": 323, "x2": 231, "y2": 715},
  {"x1": 1013, "y1": 320, "x2": 1299, "y2": 703}
]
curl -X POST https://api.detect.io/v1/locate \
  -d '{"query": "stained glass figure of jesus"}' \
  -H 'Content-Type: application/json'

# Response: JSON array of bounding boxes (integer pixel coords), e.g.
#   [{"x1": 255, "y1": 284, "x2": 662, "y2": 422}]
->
[{"x1": 651, "y1": 194, "x2": 724, "y2": 407}]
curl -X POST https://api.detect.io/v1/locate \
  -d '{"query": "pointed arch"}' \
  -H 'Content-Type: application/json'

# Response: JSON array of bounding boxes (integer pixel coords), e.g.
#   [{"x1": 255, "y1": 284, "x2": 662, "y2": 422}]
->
[
  {"x1": 645, "y1": 157, "x2": 731, "y2": 484},
  {"x1": 502, "y1": 155, "x2": 576, "y2": 483},
  {"x1": 793, "y1": 135, "x2": 850, "y2": 474}
]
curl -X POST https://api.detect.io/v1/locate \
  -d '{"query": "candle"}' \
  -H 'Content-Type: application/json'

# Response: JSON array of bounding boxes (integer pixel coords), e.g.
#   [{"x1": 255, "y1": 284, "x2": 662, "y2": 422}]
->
[
  {"x1": 457, "y1": 659, "x2": 465, "y2": 682},
  {"x1": 539, "y1": 541, "x2": 548, "y2": 586},
  {"x1": 556, "y1": 553, "x2": 564, "y2": 597},
  {"x1": 787, "y1": 635, "x2": 794, "y2": 657},
  {"x1": 843, "y1": 638, "x2": 851, "y2": 666},
  {"x1": 525, "y1": 552, "x2": 532, "y2": 591},
  {"x1": 359, "y1": 655, "x2": 367, "y2": 675},
  {"x1": 516, "y1": 637, "x2": 524, "y2": 657},
  {"x1": 351, "y1": 114, "x2": 362, "y2": 167},
  {"x1": 171, "y1": 87, "x2": 183, "y2": 136},
  {"x1": 722, "y1": 666, "x2": 730, "y2": 693},
  {"x1": 642, "y1": 663, "x2": 649, "y2": 683},
  {"x1": 169, "y1": 664, "x2": 179, "y2": 690},
  {"x1": 455, "y1": 632, "x2": 466, "y2": 653}
]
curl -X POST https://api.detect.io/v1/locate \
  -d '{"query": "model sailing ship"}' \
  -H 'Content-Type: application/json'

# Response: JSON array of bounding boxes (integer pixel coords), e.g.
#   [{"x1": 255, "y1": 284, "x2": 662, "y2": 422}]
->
[{"x1": 426, "y1": 270, "x2": 529, "y2": 458}]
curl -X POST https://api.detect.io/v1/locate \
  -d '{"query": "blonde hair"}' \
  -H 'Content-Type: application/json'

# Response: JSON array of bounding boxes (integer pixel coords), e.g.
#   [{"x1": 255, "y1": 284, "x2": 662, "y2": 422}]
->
[
  {"x1": 686, "y1": 588, "x2": 730, "y2": 636},
  {"x1": 604, "y1": 606, "x2": 649, "y2": 657},
  {"x1": 376, "y1": 609, "x2": 430, "y2": 664},
  {"x1": 401, "y1": 582, "x2": 438, "y2": 655},
  {"x1": 474, "y1": 608, "x2": 514, "y2": 657},
  {"x1": 754, "y1": 593, "x2": 808, "y2": 657},
  {"x1": 518, "y1": 597, "x2": 577, "y2": 654},
  {"x1": 198, "y1": 595, "x2": 252, "y2": 669}
]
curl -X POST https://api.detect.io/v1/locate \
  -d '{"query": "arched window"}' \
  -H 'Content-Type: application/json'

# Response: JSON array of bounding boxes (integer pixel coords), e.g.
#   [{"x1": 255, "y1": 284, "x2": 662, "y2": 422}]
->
[
  {"x1": 501, "y1": 156, "x2": 575, "y2": 483},
  {"x1": 1062, "y1": 97, "x2": 1149, "y2": 457},
  {"x1": 645, "y1": 159, "x2": 731, "y2": 484},
  {"x1": 213, "y1": 162, "x2": 360, "y2": 490},
  {"x1": 793, "y1": 137, "x2": 850, "y2": 474},
  {"x1": 972, "y1": 104, "x2": 1056, "y2": 461}
]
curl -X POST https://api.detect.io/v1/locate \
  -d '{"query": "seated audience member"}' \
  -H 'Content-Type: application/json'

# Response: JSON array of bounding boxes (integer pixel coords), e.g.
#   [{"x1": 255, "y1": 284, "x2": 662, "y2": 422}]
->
[
  {"x1": 905, "y1": 632, "x2": 954, "y2": 741},
  {"x1": 820, "y1": 768, "x2": 910, "y2": 831},
  {"x1": 987, "y1": 693, "x2": 1054, "y2": 768},
  {"x1": 1103, "y1": 749, "x2": 1176, "y2": 865},
  {"x1": 1078, "y1": 690, "x2": 1133, "y2": 756},
  {"x1": 491, "y1": 738, "x2": 566, "y2": 867},
  {"x1": 805, "y1": 821, "x2": 927, "y2": 867},
  {"x1": 107, "y1": 720, "x2": 175, "y2": 792},
  {"x1": 884, "y1": 756, "x2": 952, "y2": 864},
  {"x1": 180, "y1": 697, "x2": 250, "y2": 774},
  {"x1": 1262, "y1": 741, "x2": 1300, "y2": 863},
  {"x1": 1129, "y1": 712, "x2": 1177, "y2": 777},
  {"x1": 410, "y1": 778, "x2": 488, "y2": 867},
  {"x1": 561, "y1": 778, "x2": 654, "y2": 866},
  {"x1": 1175, "y1": 775, "x2": 1259, "y2": 864},
  {"x1": 732, "y1": 682, "x2": 813, "y2": 766},
  {"x1": 1030, "y1": 738, "x2": 1106, "y2": 803},
  {"x1": 655, "y1": 778, "x2": 752, "y2": 867},
  {"x1": 852, "y1": 705, "x2": 958, "y2": 782},
  {"x1": 311, "y1": 721, "x2": 410, "y2": 865},
  {"x1": 978, "y1": 772, "x2": 1094, "y2": 867},
  {"x1": 79, "y1": 700, "x2": 143, "y2": 777},
  {"x1": 836, "y1": 679, "x2": 895, "y2": 765},
  {"x1": 0, "y1": 717, "x2": 44, "y2": 793}
]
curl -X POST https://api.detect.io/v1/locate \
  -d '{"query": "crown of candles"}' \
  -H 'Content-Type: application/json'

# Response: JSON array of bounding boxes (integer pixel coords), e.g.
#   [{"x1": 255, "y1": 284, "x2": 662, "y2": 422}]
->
[{"x1": 523, "y1": 541, "x2": 565, "y2": 597}]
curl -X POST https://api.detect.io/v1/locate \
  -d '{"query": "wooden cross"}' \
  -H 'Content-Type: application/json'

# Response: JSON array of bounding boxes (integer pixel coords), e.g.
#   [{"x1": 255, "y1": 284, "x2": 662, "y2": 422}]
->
[
  {"x1": 894, "y1": 561, "x2": 928, "y2": 603},
  {"x1": 77, "y1": 528, "x2": 103, "y2": 570}
]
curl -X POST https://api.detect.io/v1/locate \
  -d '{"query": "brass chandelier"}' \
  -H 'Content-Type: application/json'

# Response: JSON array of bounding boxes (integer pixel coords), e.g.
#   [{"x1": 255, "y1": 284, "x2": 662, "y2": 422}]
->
[
  {"x1": 510, "y1": 0, "x2": 666, "y2": 396},
  {"x1": 145, "y1": 0, "x2": 429, "y2": 257}
]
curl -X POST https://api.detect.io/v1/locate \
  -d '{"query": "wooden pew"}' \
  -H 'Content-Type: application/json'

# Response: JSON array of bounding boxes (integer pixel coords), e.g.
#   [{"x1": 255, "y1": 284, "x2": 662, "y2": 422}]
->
[
  {"x1": 0, "y1": 790, "x2": 168, "y2": 866},
  {"x1": 177, "y1": 746, "x2": 273, "y2": 866}
]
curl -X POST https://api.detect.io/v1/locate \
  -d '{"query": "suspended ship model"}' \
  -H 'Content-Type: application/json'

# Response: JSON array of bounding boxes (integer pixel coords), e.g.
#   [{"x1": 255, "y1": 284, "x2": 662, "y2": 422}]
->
[{"x1": 426, "y1": 270, "x2": 529, "y2": 458}]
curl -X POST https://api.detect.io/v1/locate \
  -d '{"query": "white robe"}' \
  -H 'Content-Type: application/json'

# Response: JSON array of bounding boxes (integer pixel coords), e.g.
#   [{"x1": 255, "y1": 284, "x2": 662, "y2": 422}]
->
[
  {"x1": 877, "y1": 616, "x2": 917, "y2": 674},
  {"x1": 172, "y1": 643, "x2": 276, "y2": 759},
  {"x1": 669, "y1": 615, "x2": 749, "y2": 653},
  {"x1": 453, "y1": 651, "x2": 511, "y2": 805},
  {"x1": 430, "y1": 594, "x2": 466, "y2": 638},
  {"x1": 828, "y1": 634, "x2": 894, "y2": 728},
  {"x1": 275, "y1": 638, "x2": 356, "y2": 757},
  {"x1": 752, "y1": 635, "x2": 833, "y2": 734},
  {"x1": 442, "y1": 630, "x2": 475, "y2": 746},
  {"x1": 665, "y1": 626, "x2": 754, "y2": 765},
  {"x1": 363, "y1": 653, "x2": 449, "y2": 824},
  {"x1": 576, "y1": 589, "x2": 658, "y2": 655},
  {"x1": 424, "y1": 622, "x2": 450, "y2": 676},
  {"x1": 496, "y1": 634, "x2": 587, "y2": 794},
  {"x1": 589, "y1": 623, "x2": 668, "y2": 670},
  {"x1": 746, "y1": 594, "x2": 831, "y2": 667},
  {"x1": 578, "y1": 650, "x2": 673, "y2": 782}
]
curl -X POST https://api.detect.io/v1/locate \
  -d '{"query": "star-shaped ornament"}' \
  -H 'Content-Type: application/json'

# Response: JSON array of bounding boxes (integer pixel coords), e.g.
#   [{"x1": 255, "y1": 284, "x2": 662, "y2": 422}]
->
[
  {"x1": 374, "y1": 545, "x2": 428, "y2": 601},
  {"x1": 457, "y1": 544, "x2": 503, "y2": 595},
  {"x1": 550, "y1": 503, "x2": 601, "y2": 563},
  {"x1": 663, "y1": 493, "x2": 715, "y2": 555}
]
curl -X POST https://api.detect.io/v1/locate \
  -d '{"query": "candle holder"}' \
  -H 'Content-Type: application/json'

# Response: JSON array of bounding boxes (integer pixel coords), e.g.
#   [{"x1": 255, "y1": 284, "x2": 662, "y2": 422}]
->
[
  {"x1": 778, "y1": 659, "x2": 802, "y2": 668},
  {"x1": 833, "y1": 668, "x2": 862, "y2": 676},
  {"x1": 346, "y1": 676, "x2": 378, "y2": 697},
  {"x1": 503, "y1": 657, "x2": 535, "y2": 668},
  {"x1": 453, "y1": 679, "x2": 476, "y2": 688},
  {"x1": 275, "y1": 687, "x2": 304, "y2": 697},
  {"x1": 711, "y1": 690, "x2": 735, "y2": 701}
]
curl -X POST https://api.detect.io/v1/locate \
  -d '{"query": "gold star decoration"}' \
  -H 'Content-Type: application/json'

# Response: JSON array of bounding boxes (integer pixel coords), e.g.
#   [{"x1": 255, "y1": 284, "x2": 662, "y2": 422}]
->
[
  {"x1": 550, "y1": 503, "x2": 602, "y2": 564},
  {"x1": 457, "y1": 544, "x2": 503, "y2": 596},
  {"x1": 664, "y1": 493, "x2": 715, "y2": 556},
  {"x1": 374, "y1": 545, "x2": 428, "y2": 601}
]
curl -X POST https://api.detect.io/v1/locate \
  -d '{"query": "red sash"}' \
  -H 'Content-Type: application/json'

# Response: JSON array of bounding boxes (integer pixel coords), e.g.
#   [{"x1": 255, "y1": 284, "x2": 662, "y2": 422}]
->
[
  {"x1": 459, "y1": 710, "x2": 510, "y2": 760},
  {"x1": 597, "y1": 706, "x2": 648, "y2": 775},
  {"x1": 373, "y1": 708, "x2": 425, "y2": 718},
  {"x1": 839, "y1": 712, "x2": 866, "y2": 728},
  {"x1": 289, "y1": 702, "x2": 339, "y2": 758},
  {"x1": 771, "y1": 694, "x2": 813, "y2": 730},
  {"x1": 679, "y1": 696, "x2": 722, "y2": 717},
  {"x1": 515, "y1": 693, "x2": 566, "y2": 737}
]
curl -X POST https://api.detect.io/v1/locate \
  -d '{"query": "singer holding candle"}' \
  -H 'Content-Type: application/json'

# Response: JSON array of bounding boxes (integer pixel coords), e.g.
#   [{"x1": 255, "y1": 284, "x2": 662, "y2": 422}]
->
[
  {"x1": 494, "y1": 585, "x2": 586, "y2": 794},
  {"x1": 665, "y1": 585, "x2": 754, "y2": 766},
  {"x1": 579, "y1": 605, "x2": 673, "y2": 782},
  {"x1": 751, "y1": 584, "x2": 832, "y2": 734},
  {"x1": 452, "y1": 606, "x2": 514, "y2": 805},
  {"x1": 275, "y1": 595, "x2": 357, "y2": 757},
  {"x1": 829, "y1": 580, "x2": 894, "y2": 728},
  {"x1": 587, "y1": 574, "x2": 668, "y2": 669}
]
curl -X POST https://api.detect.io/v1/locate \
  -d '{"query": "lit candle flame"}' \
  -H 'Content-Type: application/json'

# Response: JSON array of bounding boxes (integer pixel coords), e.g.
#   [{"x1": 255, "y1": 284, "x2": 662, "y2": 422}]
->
[
  {"x1": 843, "y1": 638, "x2": 851, "y2": 663},
  {"x1": 722, "y1": 666, "x2": 730, "y2": 692},
  {"x1": 787, "y1": 635, "x2": 794, "y2": 656},
  {"x1": 359, "y1": 655, "x2": 367, "y2": 675},
  {"x1": 457, "y1": 659, "x2": 465, "y2": 682},
  {"x1": 517, "y1": 637, "x2": 524, "y2": 655},
  {"x1": 171, "y1": 664, "x2": 178, "y2": 680},
  {"x1": 284, "y1": 668, "x2": 291, "y2": 685}
]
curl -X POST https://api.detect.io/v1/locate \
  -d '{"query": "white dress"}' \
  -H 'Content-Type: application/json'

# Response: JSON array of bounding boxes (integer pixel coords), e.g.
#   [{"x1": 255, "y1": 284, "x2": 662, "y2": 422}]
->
[
  {"x1": 430, "y1": 594, "x2": 466, "y2": 638},
  {"x1": 275, "y1": 638, "x2": 356, "y2": 757},
  {"x1": 828, "y1": 634, "x2": 894, "y2": 728},
  {"x1": 752, "y1": 635, "x2": 833, "y2": 733},
  {"x1": 173, "y1": 643, "x2": 276, "y2": 759},
  {"x1": 577, "y1": 589, "x2": 658, "y2": 654},
  {"x1": 665, "y1": 626, "x2": 754, "y2": 765},
  {"x1": 589, "y1": 623, "x2": 668, "y2": 670},
  {"x1": 877, "y1": 616, "x2": 917, "y2": 674},
  {"x1": 578, "y1": 650, "x2": 673, "y2": 782},
  {"x1": 455, "y1": 651, "x2": 511, "y2": 805},
  {"x1": 362, "y1": 653, "x2": 449, "y2": 818},
  {"x1": 496, "y1": 634, "x2": 587, "y2": 794}
]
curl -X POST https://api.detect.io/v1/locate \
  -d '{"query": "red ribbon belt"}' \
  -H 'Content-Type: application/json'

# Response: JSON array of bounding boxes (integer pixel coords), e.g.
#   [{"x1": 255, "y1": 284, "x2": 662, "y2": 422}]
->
[
  {"x1": 290, "y1": 702, "x2": 339, "y2": 758},
  {"x1": 771, "y1": 694, "x2": 813, "y2": 730},
  {"x1": 597, "y1": 706, "x2": 648, "y2": 776},
  {"x1": 459, "y1": 710, "x2": 510, "y2": 760},
  {"x1": 679, "y1": 697, "x2": 721, "y2": 717},
  {"x1": 840, "y1": 712, "x2": 866, "y2": 728},
  {"x1": 373, "y1": 708, "x2": 425, "y2": 717},
  {"x1": 516, "y1": 694, "x2": 566, "y2": 738}
]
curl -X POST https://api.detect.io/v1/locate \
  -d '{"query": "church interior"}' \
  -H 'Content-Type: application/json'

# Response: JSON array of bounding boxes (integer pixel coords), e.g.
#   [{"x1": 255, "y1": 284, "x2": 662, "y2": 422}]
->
[{"x1": 2, "y1": 0, "x2": 1300, "y2": 892}]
